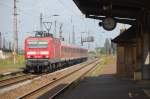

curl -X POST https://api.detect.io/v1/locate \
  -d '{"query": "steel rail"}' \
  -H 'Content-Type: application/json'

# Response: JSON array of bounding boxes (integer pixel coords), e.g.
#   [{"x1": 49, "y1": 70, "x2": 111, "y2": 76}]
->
[
  {"x1": 50, "y1": 62, "x2": 99, "y2": 99},
  {"x1": 18, "y1": 59, "x2": 99, "y2": 99},
  {"x1": 0, "y1": 74, "x2": 41, "y2": 89}
]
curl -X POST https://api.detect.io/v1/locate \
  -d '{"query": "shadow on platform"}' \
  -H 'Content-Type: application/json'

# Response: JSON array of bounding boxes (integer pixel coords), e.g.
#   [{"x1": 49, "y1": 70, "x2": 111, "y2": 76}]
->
[{"x1": 56, "y1": 74, "x2": 150, "y2": 99}]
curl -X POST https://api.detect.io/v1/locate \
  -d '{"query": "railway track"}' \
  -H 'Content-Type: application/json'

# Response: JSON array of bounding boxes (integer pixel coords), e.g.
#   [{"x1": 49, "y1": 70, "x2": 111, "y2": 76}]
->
[
  {"x1": 18, "y1": 59, "x2": 99, "y2": 99},
  {"x1": 0, "y1": 69, "x2": 23, "y2": 78},
  {"x1": 0, "y1": 74, "x2": 41, "y2": 89}
]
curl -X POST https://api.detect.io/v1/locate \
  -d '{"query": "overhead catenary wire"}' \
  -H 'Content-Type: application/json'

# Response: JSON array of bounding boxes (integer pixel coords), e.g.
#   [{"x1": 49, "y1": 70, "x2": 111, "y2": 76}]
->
[
  {"x1": 1, "y1": 0, "x2": 88, "y2": 40},
  {"x1": 56, "y1": 0, "x2": 88, "y2": 43},
  {"x1": 0, "y1": 1, "x2": 39, "y2": 18},
  {"x1": 0, "y1": 0, "x2": 87, "y2": 30},
  {"x1": 56, "y1": 0, "x2": 86, "y2": 21}
]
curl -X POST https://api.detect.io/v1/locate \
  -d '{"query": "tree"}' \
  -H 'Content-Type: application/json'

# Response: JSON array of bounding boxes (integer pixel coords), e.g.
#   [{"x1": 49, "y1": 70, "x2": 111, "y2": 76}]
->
[
  {"x1": 111, "y1": 42, "x2": 117, "y2": 55},
  {"x1": 104, "y1": 38, "x2": 111, "y2": 54}
]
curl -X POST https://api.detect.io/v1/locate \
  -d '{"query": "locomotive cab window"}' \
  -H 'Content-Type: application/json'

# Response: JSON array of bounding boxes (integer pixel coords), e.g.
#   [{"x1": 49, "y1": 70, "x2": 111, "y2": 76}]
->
[{"x1": 28, "y1": 40, "x2": 48, "y2": 48}]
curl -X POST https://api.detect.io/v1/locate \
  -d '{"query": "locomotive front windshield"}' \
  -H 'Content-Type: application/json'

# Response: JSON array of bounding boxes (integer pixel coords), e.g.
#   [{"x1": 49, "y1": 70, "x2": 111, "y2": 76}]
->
[{"x1": 28, "y1": 40, "x2": 48, "y2": 48}]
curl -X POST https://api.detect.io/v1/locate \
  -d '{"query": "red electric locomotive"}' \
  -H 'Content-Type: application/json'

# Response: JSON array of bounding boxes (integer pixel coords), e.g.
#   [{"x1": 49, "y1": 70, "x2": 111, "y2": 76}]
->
[{"x1": 24, "y1": 32, "x2": 88, "y2": 73}]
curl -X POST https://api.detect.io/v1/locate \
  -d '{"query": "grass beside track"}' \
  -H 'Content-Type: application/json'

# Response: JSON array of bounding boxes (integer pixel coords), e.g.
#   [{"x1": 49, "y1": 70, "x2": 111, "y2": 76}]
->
[
  {"x1": 86, "y1": 55, "x2": 116, "y2": 77},
  {"x1": 0, "y1": 54, "x2": 25, "y2": 72}
]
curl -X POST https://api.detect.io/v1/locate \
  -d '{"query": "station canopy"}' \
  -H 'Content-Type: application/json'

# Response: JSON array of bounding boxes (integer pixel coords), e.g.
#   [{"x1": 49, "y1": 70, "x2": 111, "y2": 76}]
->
[
  {"x1": 73, "y1": 0, "x2": 150, "y2": 24},
  {"x1": 112, "y1": 26, "x2": 136, "y2": 44}
]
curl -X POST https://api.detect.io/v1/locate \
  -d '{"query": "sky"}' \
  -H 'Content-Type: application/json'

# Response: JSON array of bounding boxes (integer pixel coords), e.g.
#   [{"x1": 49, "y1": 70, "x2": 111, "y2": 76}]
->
[{"x1": 0, "y1": 0, "x2": 130, "y2": 50}]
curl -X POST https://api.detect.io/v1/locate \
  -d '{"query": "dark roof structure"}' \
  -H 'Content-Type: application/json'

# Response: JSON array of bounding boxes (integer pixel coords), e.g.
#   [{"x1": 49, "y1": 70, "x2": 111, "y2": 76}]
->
[
  {"x1": 112, "y1": 26, "x2": 136, "y2": 44},
  {"x1": 73, "y1": 0, "x2": 150, "y2": 24}
]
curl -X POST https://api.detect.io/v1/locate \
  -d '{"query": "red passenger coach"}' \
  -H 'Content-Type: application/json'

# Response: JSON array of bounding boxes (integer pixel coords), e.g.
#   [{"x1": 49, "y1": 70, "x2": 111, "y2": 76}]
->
[{"x1": 24, "y1": 32, "x2": 88, "y2": 73}]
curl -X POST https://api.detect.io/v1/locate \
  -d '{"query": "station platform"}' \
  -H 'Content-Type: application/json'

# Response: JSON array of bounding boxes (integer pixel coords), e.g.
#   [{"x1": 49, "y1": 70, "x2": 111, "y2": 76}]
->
[{"x1": 58, "y1": 64, "x2": 150, "y2": 99}]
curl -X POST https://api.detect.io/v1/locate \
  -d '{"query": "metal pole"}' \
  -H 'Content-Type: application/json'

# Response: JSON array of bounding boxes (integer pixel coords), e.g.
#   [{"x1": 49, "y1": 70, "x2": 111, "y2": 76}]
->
[
  {"x1": 59, "y1": 23, "x2": 63, "y2": 39},
  {"x1": 3, "y1": 36, "x2": 5, "y2": 50},
  {"x1": 13, "y1": 0, "x2": 18, "y2": 64},
  {"x1": 69, "y1": 33, "x2": 70, "y2": 44},
  {"x1": 54, "y1": 20, "x2": 57, "y2": 37},
  {"x1": 40, "y1": 13, "x2": 43, "y2": 31},
  {"x1": 9, "y1": 42, "x2": 11, "y2": 51},
  {"x1": 0, "y1": 32, "x2": 1, "y2": 50},
  {"x1": 81, "y1": 32, "x2": 83, "y2": 46},
  {"x1": 88, "y1": 31, "x2": 90, "y2": 50},
  {"x1": 72, "y1": 25, "x2": 75, "y2": 44}
]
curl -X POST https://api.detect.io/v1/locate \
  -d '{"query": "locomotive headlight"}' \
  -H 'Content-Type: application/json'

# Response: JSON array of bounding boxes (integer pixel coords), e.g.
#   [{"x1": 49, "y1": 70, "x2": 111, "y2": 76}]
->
[
  {"x1": 40, "y1": 51, "x2": 49, "y2": 55},
  {"x1": 27, "y1": 51, "x2": 36, "y2": 55}
]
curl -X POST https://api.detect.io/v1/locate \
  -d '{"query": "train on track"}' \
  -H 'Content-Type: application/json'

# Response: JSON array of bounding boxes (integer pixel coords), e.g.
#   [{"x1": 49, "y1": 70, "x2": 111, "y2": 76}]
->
[{"x1": 24, "y1": 32, "x2": 88, "y2": 73}]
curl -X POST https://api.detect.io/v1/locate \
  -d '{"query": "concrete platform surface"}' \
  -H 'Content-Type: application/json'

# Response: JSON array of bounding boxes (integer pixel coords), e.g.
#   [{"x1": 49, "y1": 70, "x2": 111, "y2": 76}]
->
[{"x1": 58, "y1": 64, "x2": 150, "y2": 99}]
